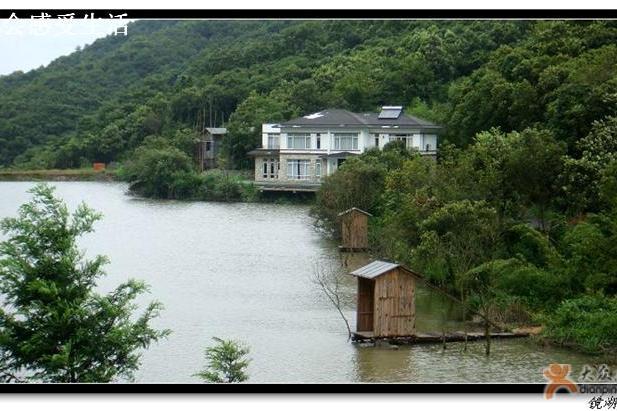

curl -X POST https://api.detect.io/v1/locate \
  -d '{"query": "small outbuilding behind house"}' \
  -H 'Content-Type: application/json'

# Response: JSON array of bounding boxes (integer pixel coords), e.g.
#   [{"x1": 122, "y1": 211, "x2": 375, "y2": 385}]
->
[{"x1": 338, "y1": 207, "x2": 372, "y2": 251}]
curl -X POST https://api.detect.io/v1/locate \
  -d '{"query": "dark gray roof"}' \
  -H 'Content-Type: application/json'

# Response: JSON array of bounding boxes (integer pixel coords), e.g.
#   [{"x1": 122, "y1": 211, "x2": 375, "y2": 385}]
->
[
  {"x1": 349, "y1": 260, "x2": 422, "y2": 280},
  {"x1": 338, "y1": 207, "x2": 373, "y2": 217},
  {"x1": 281, "y1": 109, "x2": 441, "y2": 129}
]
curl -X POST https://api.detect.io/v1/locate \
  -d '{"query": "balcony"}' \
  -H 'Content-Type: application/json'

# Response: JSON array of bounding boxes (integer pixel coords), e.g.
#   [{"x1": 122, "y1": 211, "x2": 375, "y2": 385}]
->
[{"x1": 254, "y1": 180, "x2": 321, "y2": 192}]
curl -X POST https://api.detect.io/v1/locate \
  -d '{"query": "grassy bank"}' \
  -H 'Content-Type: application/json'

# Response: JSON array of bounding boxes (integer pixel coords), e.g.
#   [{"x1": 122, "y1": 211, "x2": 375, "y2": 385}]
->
[{"x1": 0, "y1": 169, "x2": 117, "y2": 182}]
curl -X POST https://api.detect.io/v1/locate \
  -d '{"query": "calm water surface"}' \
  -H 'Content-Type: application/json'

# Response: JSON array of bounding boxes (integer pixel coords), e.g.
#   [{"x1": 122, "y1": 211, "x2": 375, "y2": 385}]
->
[{"x1": 0, "y1": 182, "x2": 602, "y2": 383}]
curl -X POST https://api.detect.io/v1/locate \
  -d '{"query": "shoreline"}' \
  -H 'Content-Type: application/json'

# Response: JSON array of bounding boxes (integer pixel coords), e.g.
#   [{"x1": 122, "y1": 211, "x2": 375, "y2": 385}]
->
[{"x1": 0, "y1": 169, "x2": 117, "y2": 182}]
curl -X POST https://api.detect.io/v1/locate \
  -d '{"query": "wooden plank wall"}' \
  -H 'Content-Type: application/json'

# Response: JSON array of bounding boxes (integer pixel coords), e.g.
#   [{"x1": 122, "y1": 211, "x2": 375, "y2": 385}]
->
[
  {"x1": 357, "y1": 278, "x2": 375, "y2": 332},
  {"x1": 341, "y1": 211, "x2": 368, "y2": 249},
  {"x1": 373, "y1": 268, "x2": 416, "y2": 337}
]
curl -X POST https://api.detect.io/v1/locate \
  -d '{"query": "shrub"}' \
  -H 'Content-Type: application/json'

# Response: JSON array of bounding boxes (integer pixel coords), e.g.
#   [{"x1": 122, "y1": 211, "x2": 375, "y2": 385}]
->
[
  {"x1": 195, "y1": 337, "x2": 250, "y2": 383},
  {"x1": 201, "y1": 170, "x2": 258, "y2": 202},
  {"x1": 119, "y1": 145, "x2": 195, "y2": 199},
  {"x1": 541, "y1": 295, "x2": 617, "y2": 354}
]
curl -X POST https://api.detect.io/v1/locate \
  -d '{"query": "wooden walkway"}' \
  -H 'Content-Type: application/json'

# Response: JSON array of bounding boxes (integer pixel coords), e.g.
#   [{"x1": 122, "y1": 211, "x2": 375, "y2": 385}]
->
[{"x1": 351, "y1": 330, "x2": 531, "y2": 345}]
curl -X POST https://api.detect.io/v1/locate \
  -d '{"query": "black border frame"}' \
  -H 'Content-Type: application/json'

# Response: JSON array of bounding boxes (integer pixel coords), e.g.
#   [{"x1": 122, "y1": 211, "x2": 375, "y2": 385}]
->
[
  {"x1": 2, "y1": 9, "x2": 617, "y2": 19},
  {"x1": 0, "y1": 382, "x2": 547, "y2": 393},
  {"x1": 0, "y1": 8, "x2": 615, "y2": 394}
]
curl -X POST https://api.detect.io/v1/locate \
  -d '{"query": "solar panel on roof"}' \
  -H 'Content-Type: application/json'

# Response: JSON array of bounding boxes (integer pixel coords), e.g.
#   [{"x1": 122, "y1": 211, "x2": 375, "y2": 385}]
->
[{"x1": 378, "y1": 106, "x2": 403, "y2": 119}]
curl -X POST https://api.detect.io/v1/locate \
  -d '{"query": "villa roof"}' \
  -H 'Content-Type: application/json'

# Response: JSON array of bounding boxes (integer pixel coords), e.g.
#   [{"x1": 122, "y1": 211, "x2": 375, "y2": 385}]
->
[{"x1": 281, "y1": 109, "x2": 441, "y2": 130}]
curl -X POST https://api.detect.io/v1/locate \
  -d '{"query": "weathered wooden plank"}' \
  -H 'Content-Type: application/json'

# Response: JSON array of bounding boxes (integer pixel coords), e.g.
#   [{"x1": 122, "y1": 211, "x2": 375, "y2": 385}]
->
[
  {"x1": 340, "y1": 209, "x2": 369, "y2": 250},
  {"x1": 372, "y1": 268, "x2": 416, "y2": 337},
  {"x1": 352, "y1": 330, "x2": 531, "y2": 344}
]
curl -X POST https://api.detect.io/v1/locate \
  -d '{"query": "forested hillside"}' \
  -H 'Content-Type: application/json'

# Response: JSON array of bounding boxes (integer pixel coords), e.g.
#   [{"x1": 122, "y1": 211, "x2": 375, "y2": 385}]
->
[
  {"x1": 3, "y1": 20, "x2": 617, "y2": 170},
  {"x1": 0, "y1": 19, "x2": 529, "y2": 168}
]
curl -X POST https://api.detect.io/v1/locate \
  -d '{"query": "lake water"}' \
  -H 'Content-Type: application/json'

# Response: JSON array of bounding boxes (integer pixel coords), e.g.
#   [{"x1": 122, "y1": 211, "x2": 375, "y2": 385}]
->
[{"x1": 0, "y1": 182, "x2": 603, "y2": 383}]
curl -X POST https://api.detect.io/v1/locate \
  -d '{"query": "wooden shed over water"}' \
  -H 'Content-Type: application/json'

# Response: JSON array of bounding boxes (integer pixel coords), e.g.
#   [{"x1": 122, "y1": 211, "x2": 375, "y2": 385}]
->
[
  {"x1": 350, "y1": 260, "x2": 421, "y2": 338},
  {"x1": 338, "y1": 207, "x2": 372, "y2": 251}
]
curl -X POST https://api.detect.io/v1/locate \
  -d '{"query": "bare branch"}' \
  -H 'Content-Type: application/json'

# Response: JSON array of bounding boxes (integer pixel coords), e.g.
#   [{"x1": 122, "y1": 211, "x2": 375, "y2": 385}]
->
[{"x1": 311, "y1": 261, "x2": 352, "y2": 340}]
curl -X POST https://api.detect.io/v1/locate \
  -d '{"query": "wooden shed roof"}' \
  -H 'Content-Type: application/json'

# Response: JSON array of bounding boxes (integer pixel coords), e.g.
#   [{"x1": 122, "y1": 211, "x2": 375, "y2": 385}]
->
[
  {"x1": 204, "y1": 127, "x2": 227, "y2": 135},
  {"x1": 337, "y1": 207, "x2": 373, "y2": 217},
  {"x1": 349, "y1": 260, "x2": 422, "y2": 280}
]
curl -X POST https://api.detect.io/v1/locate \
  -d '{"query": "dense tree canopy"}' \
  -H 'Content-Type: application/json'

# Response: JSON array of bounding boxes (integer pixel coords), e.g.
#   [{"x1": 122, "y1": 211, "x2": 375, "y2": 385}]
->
[
  {"x1": 2, "y1": 20, "x2": 617, "y2": 170},
  {"x1": 312, "y1": 122, "x2": 617, "y2": 354}
]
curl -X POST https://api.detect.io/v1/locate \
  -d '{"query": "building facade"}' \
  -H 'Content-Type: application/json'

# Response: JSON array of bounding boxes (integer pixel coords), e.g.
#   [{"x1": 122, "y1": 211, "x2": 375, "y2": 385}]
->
[
  {"x1": 248, "y1": 106, "x2": 442, "y2": 191},
  {"x1": 196, "y1": 127, "x2": 227, "y2": 171}
]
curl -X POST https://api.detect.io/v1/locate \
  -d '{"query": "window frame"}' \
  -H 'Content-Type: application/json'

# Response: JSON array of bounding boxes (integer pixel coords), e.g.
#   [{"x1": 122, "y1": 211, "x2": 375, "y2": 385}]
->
[
  {"x1": 287, "y1": 159, "x2": 311, "y2": 180},
  {"x1": 267, "y1": 133, "x2": 280, "y2": 149},
  {"x1": 287, "y1": 133, "x2": 311, "y2": 150},
  {"x1": 333, "y1": 133, "x2": 359, "y2": 150}
]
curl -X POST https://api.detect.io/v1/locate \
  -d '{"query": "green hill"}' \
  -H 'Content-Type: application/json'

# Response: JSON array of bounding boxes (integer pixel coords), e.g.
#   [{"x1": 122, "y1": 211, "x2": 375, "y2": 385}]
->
[{"x1": 1, "y1": 19, "x2": 617, "y2": 169}]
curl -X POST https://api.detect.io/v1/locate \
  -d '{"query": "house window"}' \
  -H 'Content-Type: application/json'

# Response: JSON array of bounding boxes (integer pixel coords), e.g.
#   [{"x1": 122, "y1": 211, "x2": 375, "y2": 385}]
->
[
  {"x1": 315, "y1": 160, "x2": 321, "y2": 178},
  {"x1": 393, "y1": 134, "x2": 412, "y2": 149},
  {"x1": 334, "y1": 133, "x2": 358, "y2": 150},
  {"x1": 316, "y1": 134, "x2": 321, "y2": 149},
  {"x1": 263, "y1": 158, "x2": 278, "y2": 178},
  {"x1": 267, "y1": 134, "x2": 280, "y2": 149},
  {"x1": 287, "y1": 159, "x2": 310, "y2": 180},
  {"x1": 205, "y1": 141, "x2": 212, "y2": 152},
  {"x1": 287, "y1": 133, "x2": 311, "y2": 149},
  {"x1": 374, "y1": 134, "x2": 379, "y2": 148}
]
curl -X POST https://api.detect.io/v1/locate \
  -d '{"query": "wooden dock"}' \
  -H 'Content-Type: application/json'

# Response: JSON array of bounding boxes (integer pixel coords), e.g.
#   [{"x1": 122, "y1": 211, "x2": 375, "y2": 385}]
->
[
  {"x1": 338, "y1": 246, "x2": 370, "y2": 252},
  {"x1": 351, "y1": 330, "x2": 531, "y2": 345}
]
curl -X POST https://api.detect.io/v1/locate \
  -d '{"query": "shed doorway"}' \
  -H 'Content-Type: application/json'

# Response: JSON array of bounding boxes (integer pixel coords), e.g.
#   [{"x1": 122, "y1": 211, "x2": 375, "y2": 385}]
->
[{"x1": 357, "y1": 278, "x2": 375, "y2": 332}]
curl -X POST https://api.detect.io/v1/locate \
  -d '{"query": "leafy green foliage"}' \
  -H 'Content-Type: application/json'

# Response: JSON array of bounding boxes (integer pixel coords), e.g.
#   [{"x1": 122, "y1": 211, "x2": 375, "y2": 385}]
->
[
  {"x1": 118, "y1": 141, "x2": 258, "y2": 202},
  {"x1": 119, "y1": 142, "x2": 195, "y2": 199},
  {"x1": 0, "y1": 184, "x2": 170, "y2": 382},
  {"x1": 312, "y1": 106, "x2": 617, "y2": 354},
  {"x1": 222, "y1": 90, "x2": 298, "y2": 170},
  {"x1": 560, "y1": 116, "x2": 617, "y2": 214},
  {"x1": 413, "y1": 200, "x2": 500, "y2": 288},
  {"x1": 559, "y1": 212, "x2": 617, "y2": 295},
  {"x1": 445, "y1": 23, "x2": 617, "y2": 149},
  {"x1": 542, "y1": 295, "x2": 617, "y2": 354},
  {"x1": 195, "y1": 337, "x2": 250, "y2": 383},
  {"x1": 311, "y1": 147, "x2": 412, "y2": 236}
]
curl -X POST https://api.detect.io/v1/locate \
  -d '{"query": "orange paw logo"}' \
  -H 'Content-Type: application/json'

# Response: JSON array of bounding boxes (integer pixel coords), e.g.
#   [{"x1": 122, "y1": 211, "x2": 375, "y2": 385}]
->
[{"x1": 543, "y1": 364, "x2": 579, "y2": 399}]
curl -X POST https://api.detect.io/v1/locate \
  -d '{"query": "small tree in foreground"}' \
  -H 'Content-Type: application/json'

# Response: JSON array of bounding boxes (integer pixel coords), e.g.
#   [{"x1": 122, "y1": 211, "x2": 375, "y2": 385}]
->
[
  {"x1": 0, "y1": 184, "x2": 170, "y2": 382},
  {"x1": 195, "y1": 337, "x2": 250, "y2": 383}
]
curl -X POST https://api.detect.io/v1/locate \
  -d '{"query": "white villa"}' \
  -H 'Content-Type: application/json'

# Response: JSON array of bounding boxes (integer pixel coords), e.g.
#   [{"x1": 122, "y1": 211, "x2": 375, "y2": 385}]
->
[{"x1": 248, "y1": 106, "x2": 442, "y2": 191}]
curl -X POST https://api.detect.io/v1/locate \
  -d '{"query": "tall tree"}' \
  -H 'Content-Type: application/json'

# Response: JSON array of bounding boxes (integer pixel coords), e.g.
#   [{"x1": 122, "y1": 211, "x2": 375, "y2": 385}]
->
[{"x1": 0, "y1": 184, "x2": 169, "y2": 382}]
